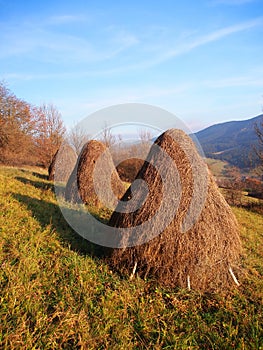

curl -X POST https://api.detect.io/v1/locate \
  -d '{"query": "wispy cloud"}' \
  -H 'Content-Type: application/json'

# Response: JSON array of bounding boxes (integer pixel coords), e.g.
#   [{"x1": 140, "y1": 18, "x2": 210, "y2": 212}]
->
[
  {"x1": 0, "y1": 28, "x2": 94, "y2": 62},
  {"x1": 47, "y1": 14, "x2": 86, "y2": 25},
  {"x1": 0, "y1": 14, "x2": 139, "y2": 63},
  {"x1": 93, "y1": 17, "x2": 263, "y2": 73},
  {"x1": 209, "y1": 0, "x2": 257, "y2": 5},
  {"x1": 203, "y1": 75, "x2": 263, "y2": 88},
  {"x1": 155, "y1": 17, "x2": 263, "y2": 63},
  {"x1": 1, "y1": 13, "x2": 262, "y2": 79}
]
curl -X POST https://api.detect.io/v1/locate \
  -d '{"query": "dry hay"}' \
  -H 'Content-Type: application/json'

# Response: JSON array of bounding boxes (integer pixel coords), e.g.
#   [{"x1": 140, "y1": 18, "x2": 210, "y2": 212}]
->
[
  {"x1": 109, "y1": 129, "x2": 241, "y2": 292},
  {"x1": 48, "y1": 142, "x2": 77, "y2": 183},
  {"x1": 65, "y1": 140, "x2": 126, "y2": 207},
  {"x1": 116, "y1": 158, "x2": 145, "y2": 182}
]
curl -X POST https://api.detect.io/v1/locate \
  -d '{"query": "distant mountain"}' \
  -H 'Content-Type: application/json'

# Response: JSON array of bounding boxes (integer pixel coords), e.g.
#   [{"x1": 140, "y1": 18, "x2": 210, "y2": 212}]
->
[{"x1": 194, "y1": 114, "x2": 263, "y2": 169}]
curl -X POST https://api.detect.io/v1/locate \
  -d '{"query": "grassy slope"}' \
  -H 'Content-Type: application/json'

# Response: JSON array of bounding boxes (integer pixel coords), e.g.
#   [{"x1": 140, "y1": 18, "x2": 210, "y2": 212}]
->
[
  {"x1": 205, "y1": 158, "x2": 229, "y2": 177},
  {"x1": 0, "y1": 167, "x2": 262, "y2": 350}
]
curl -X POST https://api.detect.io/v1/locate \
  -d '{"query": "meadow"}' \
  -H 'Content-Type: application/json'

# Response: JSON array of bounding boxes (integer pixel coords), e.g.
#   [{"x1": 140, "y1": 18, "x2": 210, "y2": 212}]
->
[{"x1": 0, "y1": 166, "x2": 262, "y2": 349}]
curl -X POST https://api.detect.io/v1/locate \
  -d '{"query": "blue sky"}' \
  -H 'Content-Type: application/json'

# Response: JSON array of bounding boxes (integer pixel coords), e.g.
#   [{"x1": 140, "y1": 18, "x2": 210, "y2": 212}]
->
[{"x1": 0, "y1": 0, "x2": 263, "y2": 132}]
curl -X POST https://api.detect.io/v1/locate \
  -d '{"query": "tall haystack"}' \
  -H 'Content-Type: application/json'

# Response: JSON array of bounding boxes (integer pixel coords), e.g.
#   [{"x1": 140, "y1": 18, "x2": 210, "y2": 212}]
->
[
  {"x1": 48, "y1": 142, "x2": 77, "y2": 182},
  {"x1": 65, "y1": 140, "x2": 126, "y2": 207},
  {"x1": 109, "y1": 129, "x2": 241, "y2": 292}
]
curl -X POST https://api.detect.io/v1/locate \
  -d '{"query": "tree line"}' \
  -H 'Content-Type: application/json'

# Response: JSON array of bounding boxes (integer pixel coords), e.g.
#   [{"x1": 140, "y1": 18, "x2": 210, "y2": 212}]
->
[
  {"x1": 1, "y1": 79, "x2": 263, "y2": 175},
  {"x1": 0, "y1": 81, "x2": 66, "y2": 167},
  {"x1": 0, "y1": 80, "x2": 154, "y2": 171}
]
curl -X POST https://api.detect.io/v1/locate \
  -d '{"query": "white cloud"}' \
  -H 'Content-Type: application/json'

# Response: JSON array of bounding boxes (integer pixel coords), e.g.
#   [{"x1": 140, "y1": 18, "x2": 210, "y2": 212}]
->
[
  {"x1": 203, "y1": 76, "x2": 263, "y2": 88},
  {"x1": 209, "y1": 0, "x2": 257, "y2": 5},
  {"x1": 91, "y1": 17, "x2": 263, "y2": 74},
  {"x1": 1, "y1": 14, "x2": 262, "y2": 78},
  {"x1": 47, "y1": 14, "x2": 86, "y2": 25},
  {"x1": 155, "y1": 17, "x2": 263, "y2": 63},
  {"x1": 91, "y1": 17, "x2": 263, "y2": 73},
  {"x1": 0, "y1": 14, "x2": 139, "y2": 63}
]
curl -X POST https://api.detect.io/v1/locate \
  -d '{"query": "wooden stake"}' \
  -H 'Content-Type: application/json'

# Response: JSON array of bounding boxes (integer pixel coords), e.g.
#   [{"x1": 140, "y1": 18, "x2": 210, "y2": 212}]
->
[
  {"x1": 187, "y1": 275, "x2": 191, "y2": 291},
  {"x1": 130, "y1": 261, "x2": 137, "y2": 280},
  {"x1": 229, "y1": 267, "x2": 240, "y2": 286}
]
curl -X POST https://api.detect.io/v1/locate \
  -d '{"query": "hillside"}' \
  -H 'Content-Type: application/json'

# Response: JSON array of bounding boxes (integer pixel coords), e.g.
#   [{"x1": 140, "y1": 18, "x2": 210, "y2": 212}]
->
[
  {"x1": 194, "y1": 114, "x2": 263, "y2": 169},
  {"x1": 0, "y1": 166, "x2": 263, "y2": 349}
]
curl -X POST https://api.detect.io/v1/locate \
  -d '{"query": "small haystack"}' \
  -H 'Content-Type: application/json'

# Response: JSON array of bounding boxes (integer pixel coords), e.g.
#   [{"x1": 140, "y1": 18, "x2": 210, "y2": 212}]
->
[
  {"x1": 48, "y1": 142, "x2": 77, "y2": 183},
  {"x1": 65, "y1": 140, "x2": 126, "y2": 207},
  {"x1": 116, "y1": 158, "x2": 145, "y2": 182},
  {"x1": 109, "y1": 129, "x2": 241, "y2": 292}
]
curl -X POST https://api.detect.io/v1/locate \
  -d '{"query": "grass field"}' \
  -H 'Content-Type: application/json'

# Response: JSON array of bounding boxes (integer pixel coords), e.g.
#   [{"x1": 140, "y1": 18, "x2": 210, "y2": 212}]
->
[
  {"x1": 0, "y1": 166, "x2": 263, "y2": 349},
  {"x1": 205, "y1": 158, "x2": 229, "y2": 178}
]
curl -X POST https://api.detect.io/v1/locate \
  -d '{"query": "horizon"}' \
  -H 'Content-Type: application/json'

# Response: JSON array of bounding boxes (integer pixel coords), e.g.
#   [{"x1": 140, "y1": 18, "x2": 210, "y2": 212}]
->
[
  {"x1": 0, "y1": 0, "x2": 263, "y2": 133},
  {"x1": 196, "y1": 111, "x2": 263, "y2": 132}
]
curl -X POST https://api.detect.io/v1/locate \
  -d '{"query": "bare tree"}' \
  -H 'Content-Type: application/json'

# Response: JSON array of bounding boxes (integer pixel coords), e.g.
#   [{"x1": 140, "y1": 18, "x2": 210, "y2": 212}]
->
[
  {"x1": 67, "y1": 123, "x2": 90, "y2": 155},
  {"x1": 223, "y1": 166, "x2": 243, "y2": 206},
  {"x1": 35, "y1": 103, "x2": 66, "y2": 168},
  {"x1": 138, "y1": 128, "x2": 153, "y2": 144},
  {"x1": 100, "y1": 123, "x2": 117, "y2": 148},
  {"x1": 137, "y1": 128, "x2": 153, "y2": 157}
]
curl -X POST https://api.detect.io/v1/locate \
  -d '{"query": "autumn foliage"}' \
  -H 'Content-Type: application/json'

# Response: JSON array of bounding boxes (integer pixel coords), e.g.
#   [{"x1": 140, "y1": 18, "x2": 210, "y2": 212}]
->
[{"x1": 0, "y1": 81, "x2": 65, "y2": 167}]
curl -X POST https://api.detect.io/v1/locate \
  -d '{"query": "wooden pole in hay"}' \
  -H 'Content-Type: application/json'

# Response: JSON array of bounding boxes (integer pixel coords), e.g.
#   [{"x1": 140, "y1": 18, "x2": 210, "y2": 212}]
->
[
  {"x1": 229, "y1": 267, "x2": 240, "y2": 286},
  {"x1": 130, "y1": 261, "x2": 138, "y2": 280}
]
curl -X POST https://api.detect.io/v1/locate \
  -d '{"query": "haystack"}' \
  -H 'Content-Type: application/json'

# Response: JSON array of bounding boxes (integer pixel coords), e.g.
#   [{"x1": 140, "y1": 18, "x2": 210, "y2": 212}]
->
[
  {"x1": 65, "y1": 140, "x2": 126, "y2": 207},
  {"x1": 109, "y1": 129, "x2": 241, "y2": 292},
  {"x1": 48, "y1": 143, "x2": 77, "y2": 182},
  {"x1": 116, "y1": 158, "x2": 145, "y2": 182}
]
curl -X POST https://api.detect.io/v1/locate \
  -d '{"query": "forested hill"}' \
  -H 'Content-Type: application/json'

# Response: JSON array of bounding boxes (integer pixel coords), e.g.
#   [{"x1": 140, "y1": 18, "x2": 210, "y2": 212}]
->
[{"x1": 194, "y1": 114, "x2": 263, "y2": 169}]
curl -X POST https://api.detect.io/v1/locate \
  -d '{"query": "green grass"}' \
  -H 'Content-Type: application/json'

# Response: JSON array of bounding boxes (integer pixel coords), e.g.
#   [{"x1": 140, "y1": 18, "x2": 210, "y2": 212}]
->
[
  {"x1": 0, "y1": 166, "x2": 263, "y2": 349},
  {"x1": 205, "y1": 158, "x2": 229, "y2": 178}
]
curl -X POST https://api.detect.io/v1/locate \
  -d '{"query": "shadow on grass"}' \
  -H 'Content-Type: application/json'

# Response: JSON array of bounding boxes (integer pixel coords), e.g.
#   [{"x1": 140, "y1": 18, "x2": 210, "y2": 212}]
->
[
  {"x1": 16, "y1": 176, "x2": 54, "y2": 191},
  {"x1": 243, "y1": 202, "x2": 263, "y2": 215},
  {"x1": 32, "y1": 171, "x2": 49, "y2": 180},
  {"x1": 19, "y1": 168, "x2": 49, "y2": 180},
  {"x1": 13, "y1": 193, "x2": 109, "y2": 259},
  {"x1": 15, "y1": 176, "x2": 65, "y2": 197}
]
